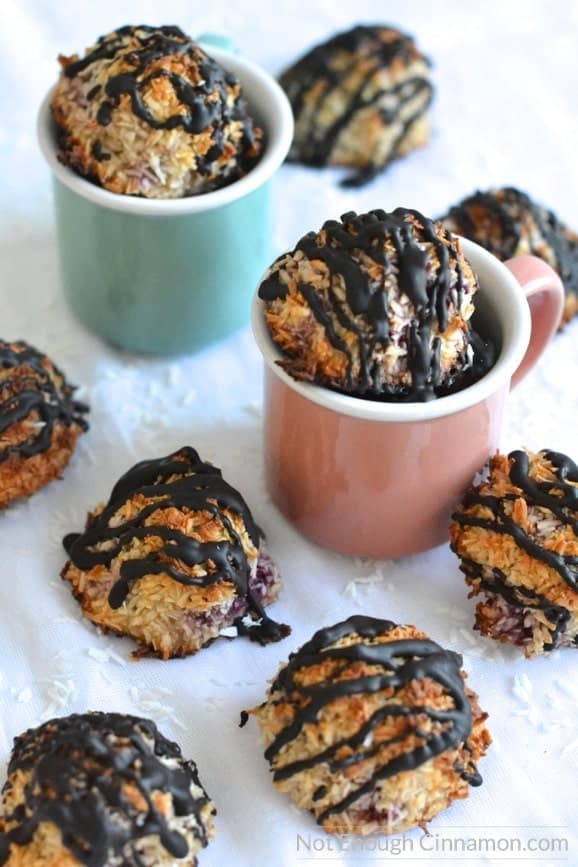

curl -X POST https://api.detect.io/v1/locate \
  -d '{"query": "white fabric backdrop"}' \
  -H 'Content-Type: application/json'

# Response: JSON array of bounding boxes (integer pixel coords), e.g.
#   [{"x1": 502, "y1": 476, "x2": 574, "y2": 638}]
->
[{"x1": 0, "y1": 2, "x2": 577, "y2": 866}]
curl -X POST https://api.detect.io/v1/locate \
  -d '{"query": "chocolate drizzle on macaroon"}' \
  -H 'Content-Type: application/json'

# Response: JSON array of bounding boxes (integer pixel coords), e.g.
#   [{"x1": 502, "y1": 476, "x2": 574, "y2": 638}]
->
[
  {"x1": 280, "y1": 25, "x2": 433, "y2": 186},
  {"x1": 460, "y1": 562, "x2": 572, "y2": 651},
  {"x1": 53, "y1": 25, "x2": 262, "y2": 197},
  {"x1": 0, "y1": 712, "x2": 214, "y2": 866},
  {"x1": 0, "y1": 340, "x2": 88, "y2": 464},
  {"x1": 245, "y1": 615, "x2": 482, "y2": 826},
  {"x1": 259, "y1": 208, "x2": 494, "y2": 401},
  {"x1": 451, "y1": 449, "x2": 578, "y2": 655},
  {"x1": 62, "y1": 25, "x2": 259, "y2": 178},
  {"x1": 441, "y1": 187, "x2": 578, "y2": 323},
  {"x1": 63, "y1": 447, "x2": 289, "y2": 645},
  {"x1": 454, "y1": 450, "x2": 578, "y2": 590}
]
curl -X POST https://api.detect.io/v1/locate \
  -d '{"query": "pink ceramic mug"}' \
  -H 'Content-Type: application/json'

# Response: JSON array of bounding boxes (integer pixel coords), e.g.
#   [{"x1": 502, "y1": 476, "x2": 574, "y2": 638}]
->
[{"x1": 251, "y1": 239, "x2": 564, "y2": 559}]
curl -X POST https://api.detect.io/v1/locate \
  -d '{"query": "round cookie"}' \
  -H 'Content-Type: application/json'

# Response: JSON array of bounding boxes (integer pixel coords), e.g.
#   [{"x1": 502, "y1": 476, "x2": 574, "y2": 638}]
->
[
  {"x1": 280, "y1": 25, "x2": 432, "y2": 187},
  {"x1": 62, "y1": 446, "x2": 289, "y2": 659},
  {"x1": 244, "y1": 615, "x2": 490, "y2": 836},
  {"x1": 451, "y1": 449, "x2": 578, "y2": 657},
  {"x1": 0, "y1": 340, "x2": 88, "y2": 509},
  {"x1": 0, "y1": 712, "x2": 215, "y2": 866},
  {"x1": 51, "y1": 25, "x2": 262, "y2": 198},
  {"x1": 440, "y1": 187, "x2": 578, "y2": 324},
  {"x1": 258, "y1": 208, "x2": 494, "y2": 401}
]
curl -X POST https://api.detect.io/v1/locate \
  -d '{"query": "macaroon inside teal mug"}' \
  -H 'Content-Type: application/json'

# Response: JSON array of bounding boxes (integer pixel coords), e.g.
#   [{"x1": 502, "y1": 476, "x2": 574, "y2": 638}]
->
[{"x1": 37, "y1": 41, "x2": 293, "y2": 356}]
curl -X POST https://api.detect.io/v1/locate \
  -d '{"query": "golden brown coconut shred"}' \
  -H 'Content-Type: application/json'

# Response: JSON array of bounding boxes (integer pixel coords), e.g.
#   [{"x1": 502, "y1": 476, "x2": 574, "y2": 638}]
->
[
  {"x1": 0, "y1": 340, "x2": 88, "y2": 509},
  {"x1": 0, "y1": 712, "x2": 215, "y2": 867},
  {"x1": 280, "y1": 24, "x2": 433, "y2": 187},
  {"x1": 61, "y1": 447, "x2": 289, "y2": 659},
  {"x1": 258, "y1": 208, "x2": 495, "y2": 401},
  {"x1": 451, "y1": 449, "x2": 578, "y2": 657},
  {"x1": 440, "y1": 187, "x2": 578, "y2": 326},
  {"x1": 243, "y1": 615, "x2": 490, "y2": 836},
  {"x1": 51, "y1": 25, "x2": 263, "y2": 198}
]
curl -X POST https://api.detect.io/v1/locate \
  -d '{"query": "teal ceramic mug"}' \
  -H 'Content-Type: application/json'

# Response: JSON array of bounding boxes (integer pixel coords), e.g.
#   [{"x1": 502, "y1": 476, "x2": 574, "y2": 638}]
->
[{"x1": 37, "y1": 46, "x2": 293, "y2": 355}]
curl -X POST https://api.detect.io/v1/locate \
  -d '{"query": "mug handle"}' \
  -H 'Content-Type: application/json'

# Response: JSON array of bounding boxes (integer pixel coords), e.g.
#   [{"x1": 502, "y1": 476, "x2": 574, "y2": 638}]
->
[{"x1": 504, "y1": 255, "x2": 565, "y2": 388}]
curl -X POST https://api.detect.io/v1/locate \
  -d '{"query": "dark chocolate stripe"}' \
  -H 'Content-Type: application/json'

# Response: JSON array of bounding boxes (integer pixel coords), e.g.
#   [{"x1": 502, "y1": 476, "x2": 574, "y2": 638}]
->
[
  {"x1": 259, "y1": 208, "x2": 493, "y2": 401},
  {"x1": 441, "y1": 187, "x2": 578, "y2": 302},
  {"x1": 280, "y1": 25, "x2": 433, "y2": 186},
  {"x1": 458, "y1": 559, "x2": 571, "y2": 651},
  {"x1": 453, "y1": 450, "x2": 578, "y2": 590},
  {"x1": 64, "y1": 25, "x2": 259, "y2": 179},
  {"x1": 258, "y1": 616, "x2": 478, "y2": 824},
  {"x1": 0, "y1": 341, "x2": 88, "y2": 464},
  {"x1": 63, "y1": 447, "x2": 288, "y2": 644},
  {"x1": 0, "y1": 712, "x2": 212, "y2": 866}
]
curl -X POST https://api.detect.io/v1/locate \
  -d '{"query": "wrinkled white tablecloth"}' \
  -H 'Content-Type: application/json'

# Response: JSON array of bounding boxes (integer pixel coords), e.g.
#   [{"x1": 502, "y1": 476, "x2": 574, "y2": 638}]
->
[{"x1": 1, "y1": 2, "x2": 577, "y2": 866}]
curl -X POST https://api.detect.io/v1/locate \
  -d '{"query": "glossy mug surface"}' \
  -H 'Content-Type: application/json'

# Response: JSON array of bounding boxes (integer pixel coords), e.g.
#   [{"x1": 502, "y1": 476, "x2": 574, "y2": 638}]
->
[
  {"x1": 37, "y1": 48, "x2": 293, "y2": 356},
  {"x1": 252, "y1": 241, "x2": 564, "y2": 559}
]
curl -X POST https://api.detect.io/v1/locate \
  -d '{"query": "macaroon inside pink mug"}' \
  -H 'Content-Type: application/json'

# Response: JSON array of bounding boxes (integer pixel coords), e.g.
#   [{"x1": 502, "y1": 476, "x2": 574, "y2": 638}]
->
[{"x1": 252, "y1": 239, "x2": 564, "y2": 559}]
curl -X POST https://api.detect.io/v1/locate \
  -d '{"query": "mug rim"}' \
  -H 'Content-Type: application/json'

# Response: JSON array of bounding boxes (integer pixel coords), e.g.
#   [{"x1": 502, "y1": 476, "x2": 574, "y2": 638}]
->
[
  {"x1": 37, "y1": 46, "x2": 294, "y2": 216},
  {"x1": 252, "y1": 237, "x2": 532, "y2": 423}
]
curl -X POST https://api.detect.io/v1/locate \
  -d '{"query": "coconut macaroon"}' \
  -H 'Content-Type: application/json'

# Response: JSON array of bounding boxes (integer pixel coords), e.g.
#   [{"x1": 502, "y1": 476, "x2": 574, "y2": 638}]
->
[
  {"x1": 451, "y1": 449, "x2": 578, "y2": 657},
  {"x1": 280, "y1": 25, "x2": 433, "y2": 187},
  {"x1": 51, "y1": 25, "x2": 263, "y2": 198},
  {"x1": 0, "y1": 340, "x2": 88, "y2": 509},
  {"x1": 243, "y1": 615, "x2": 490, "y2": 836},
  {"x1": 258, "y1": 208, "x2": 494, "y2": 401},
  {"x1": 61, "y1": 446, "x2": 289, "y2": 659},
  {"x1": 440, "y1": 187, "x2": 578, "y2": 325},
  {"x1": 0, "y1": 712, "x2": 215, "y2": 866}
]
